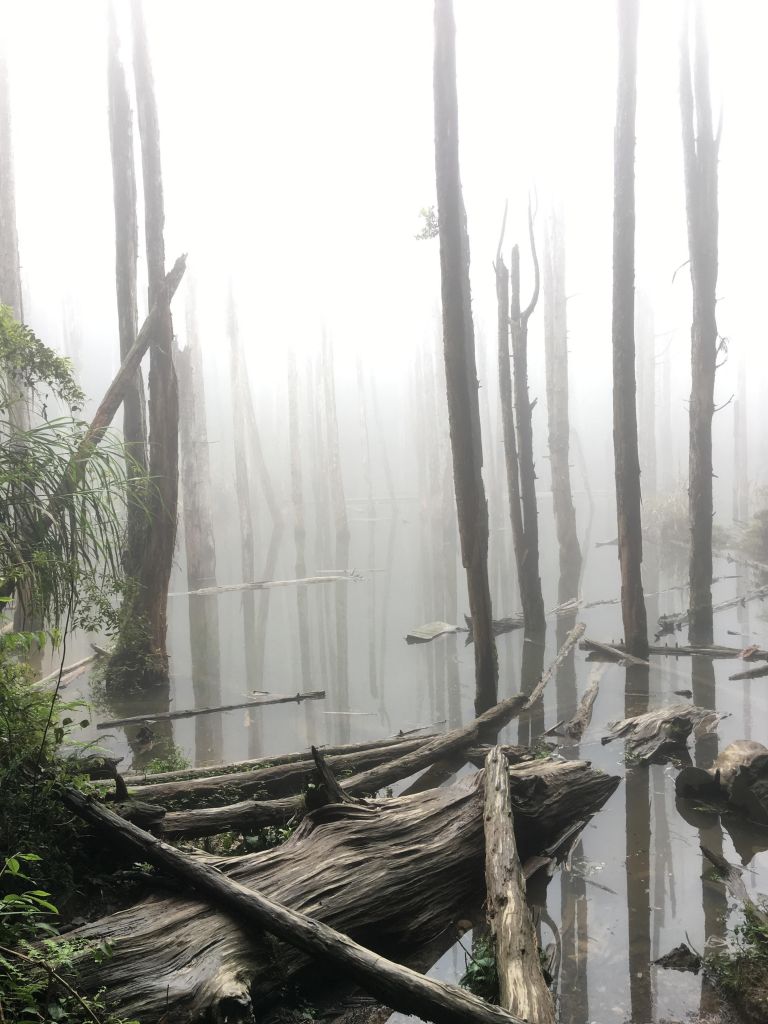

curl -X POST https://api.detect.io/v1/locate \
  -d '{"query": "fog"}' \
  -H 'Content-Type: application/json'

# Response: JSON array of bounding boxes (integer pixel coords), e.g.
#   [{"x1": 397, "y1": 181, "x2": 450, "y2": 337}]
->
[{"x1": 5, "y1": 2, "x2": 768, "y2": 1023}]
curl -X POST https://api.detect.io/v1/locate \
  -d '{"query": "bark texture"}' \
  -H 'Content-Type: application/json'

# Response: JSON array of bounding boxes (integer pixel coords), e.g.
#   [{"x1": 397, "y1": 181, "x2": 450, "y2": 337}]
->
[
  {"x1": 63, "y1": 759, "x2": 618, "y2": 1022},
  {"x1": 434, "y1": 0, "x2": 497, "y2": 712},
  {"x1": 612, "y1": 0, "x2": 648, "y2": 658},
  {"x1": 107, "y1": 1, "x2": 148, "y2": 579},
  {"x1": 543, "y1": 210, "x2": 581, "y2": 602},
  {"x1": 680, "y1": 2, "x2": 719, "y2": 644},
  {"x1": 131, "y1": 0, "x2": 179, "y2": 673},
  {"x1": 484, "y1": 747, "x2": 555, "y2": 1024}
]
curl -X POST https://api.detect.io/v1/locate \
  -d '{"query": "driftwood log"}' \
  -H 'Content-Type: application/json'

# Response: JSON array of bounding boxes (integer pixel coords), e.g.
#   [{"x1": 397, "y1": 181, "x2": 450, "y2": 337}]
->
[
  {"x1": 61, "y1": 758, "x2": 618, "y2": 1022},
  {"x1": 676, "y1": 740, "x2": 768, "y2": 827},
  {"x1": 582, "y1": 638, "x2": 768, "y2": 662},
  {"x1": 601, "y1": 703, "x2": 723, "y2": 763},
  {"x1": 483, "y1": 747, "x2": 555, "y2": 1023},
  {"x1": 97, "y1": 690, "x2": 326, "y2": 730}
]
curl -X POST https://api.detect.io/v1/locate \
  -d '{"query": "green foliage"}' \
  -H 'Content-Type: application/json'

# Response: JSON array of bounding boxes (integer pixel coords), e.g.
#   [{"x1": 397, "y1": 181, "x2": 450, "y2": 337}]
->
[
  {"x1": 142, "y1": 744, "x2": 189, "y2": 775},
  {"x1": 415, "y1": 205, "x2": 438, "y2": 240},
  {"x1": 707, "y1": 901, "x2": 768, "y2": 1023},
  {"x1": 459, "y1": 935, "x2": 499, "y2": 1003},
  {"x1": 0, "y1": 854, "x2": 140, "y2": 1024},
  {"x1": 0, "y1": 306, "x2": 84, "y2": 414}
]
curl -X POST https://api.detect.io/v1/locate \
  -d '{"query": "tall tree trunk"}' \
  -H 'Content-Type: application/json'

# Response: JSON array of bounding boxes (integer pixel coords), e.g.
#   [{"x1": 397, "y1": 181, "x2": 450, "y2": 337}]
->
[
  {"x1": 510, "y1": 209, "x2": 545, "y2": 633},
  {"x1": 177, "y1": 284, "x2": 221, "y2": 763},
  {"x1": 288, "y1": 351, "x2": 312, "y2": 695},
  {"x1": 543, "y1": 210, "x2": 581, "y2": 603},
  {"x1": 680, "y1": 1, "x2": 719, "y2": 645},
  {"x1": 612, "y1": 0, "x2": 648, "y2": 658},
  {"x1": 636, "y1": 291, "x2": 656, "y2": 500},
  {"x1": 130, "y1": 0, "x2": 178, "y2": 677},
  {"x1": 732, "y1": 355, "x2": 748, "y2": 523},
  {"x1": 433, "y1": 0, "x2": 497, "y2": 713},
  {"x1": 107, "y1": 0, "x2": 147, "y2": 581}
]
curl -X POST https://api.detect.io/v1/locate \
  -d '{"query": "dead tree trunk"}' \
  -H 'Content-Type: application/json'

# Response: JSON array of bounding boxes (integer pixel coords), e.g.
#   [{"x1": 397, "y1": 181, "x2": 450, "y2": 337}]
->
[
  {"x1": 680, "y1": 1, "x2": 720, "y2": 645},
  {"x1": 130, "y1": 0, "x2": 179, "y2": 678},
  {"x1": 288, "y1": 351, "x2": 312, "y2": 693},
  {"x1": 732, "y1": 355, "x2": 748, "y2": 523},
  {"x1": 107, "y1": 0, "x2": 148, "y2": 580},
  {"x1": 543, "y1": 209, "x2": 581, "y2": 603},
  {"x1": 484, "y1": 747, "x2": 556, "y2": 1024},
  {"x1": 176, "y1": 283, "x2": 222, "y2": 762},
  {"x1": 612, "y1": 0, "x2": 648, "y2": 658},
  {"x1": 227, "y1": 291, "x2": 256, "y2": 592},
  {"x1": 510, "y1": 207, "x2": 545, "y2": 632},
  {"x1": 434, "y1": 0, "x2": 497, "y2": 713},
  {"x1": 636, "y1": 292, "x2": 656, "y2": 500},
  {"x1": 61, "y1": 759, "x2": 617, "y2": 1023}
]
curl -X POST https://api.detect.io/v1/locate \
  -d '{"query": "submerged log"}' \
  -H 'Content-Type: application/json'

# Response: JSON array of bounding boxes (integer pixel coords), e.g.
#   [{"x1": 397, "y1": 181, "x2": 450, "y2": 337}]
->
[
  {"x1": 601, "y1": 703, "x2": 723, "y2": 763},
  {"x1": 61, "y1": 757, "x2": 618, "y2": 1022},
  {"x1": 583, "y1": 638, "x2": 768, "y2": 662},
  {"x1": 484, "y1": 747, "x2": 555, "y2": 1024},
  {"x1": 676, "y1": 740, "x2": 768, "y2": 827},
  {"x1": 579, "y1": 638, "x2": 648, "y2": 667}
]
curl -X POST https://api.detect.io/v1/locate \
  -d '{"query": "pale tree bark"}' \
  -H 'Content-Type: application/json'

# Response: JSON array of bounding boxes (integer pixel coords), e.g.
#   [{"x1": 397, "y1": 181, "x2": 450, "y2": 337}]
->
[
  {"x1": 107, "y1": 0, "x2": 147, "y2": 580},
  {"x1": 612, "y1": 0, "x2": 648, "y2": 658},
  {"x1": 680, "y1": 0, "x2": 720, "y2": 645},
  {"x1": 434, "y1": 0, "x2": 497, "y2": 712},
  {"x1": 510, "y1": 205, "x2": 545, "y2": 633},
  {"x1": 130, "y1": 0, "x2": 179, "y2": 677},
  {"x1": 732, "y1": 355, "x2": 748, "y2": 523},
  {"x1": 543, "y1": 210, "x2": 581, "y2": 603},
  {"x1": 636, "y1": 291, "x2": 656, "y2": 499}
]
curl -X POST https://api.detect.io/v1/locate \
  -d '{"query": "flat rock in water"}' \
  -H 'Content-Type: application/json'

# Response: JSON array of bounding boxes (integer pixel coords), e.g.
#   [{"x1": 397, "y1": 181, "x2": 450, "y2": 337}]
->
[{"x1": 405, "y1": 621, "x2": 461, "y2": 644}]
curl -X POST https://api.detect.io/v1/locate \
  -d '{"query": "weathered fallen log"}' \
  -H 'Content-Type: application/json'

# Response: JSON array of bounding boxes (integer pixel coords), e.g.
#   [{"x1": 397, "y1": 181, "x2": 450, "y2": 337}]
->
[
  {"x1": 583, "y1": 638, "x2": 768, "y2": 662},
  {"x1": 405, "y1": 621, "x2": 465, "y2": 644},
  {"x1": 59, "y1": 784, "x2": 527, "y2": 1024},
  {"x1": 729, "y1": 665, "x2": 768, "y2": 681},
  {"x1": 121, "y1": 737, "x2": 436, "y2": 805},
  {"x1": 161, "y1": 625, "x2": 586, "y2": 838},
  {"x1": 555, "y1": 671, "x2": 601, "y2": 740},
  {"x1": 578, "y1": 638, "x2": 649, "y2": 667},
  {"x1": 656, "y1": 581, "x2": 768, "y2": 638},
  {"x1": 601, "y1": 704, "x2": 723, "y2": 763},
  {"x1": 484, "y1": 747, "x2": 555, "y2": 1024},
  {"x1": 676, "y1": 740, "x2": 768, "y2": 828},
  {"x1": 170, "y1": 571, "x2": 361, "y2": 598},
  {"x1": 97, "y1": 691, "x2": 325, "y2": 730},
  {"x1": 464, "y1": 614, "x2": 525, "y2": 644},
  {"x1": 61, "y1": 756, "x2": 618, "y2": 1022}
]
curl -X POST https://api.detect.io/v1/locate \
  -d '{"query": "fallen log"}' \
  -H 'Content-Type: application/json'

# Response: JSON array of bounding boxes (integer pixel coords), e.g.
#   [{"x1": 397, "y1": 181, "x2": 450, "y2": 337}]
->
[
  {"x1": 97, "y1": 691, "x2": 325, "y2": 730},
  {"x1": 59, "y1": 785, "x2": 527, "y2": 1024},
  {"x1": 464, "y1": 614, "x2": 525, "y2": 644},
  {"x1": 161, "y1": 625, "x2": 586, "y2": 838},
  {"x1": 676, "y1": 740, "x2": 768, "y2": 827},
  {"x1": 484, "y1": 747, "x2": 555, "y2": 1024},
  {"x1": 656, "y1": 582, "x2": 768, "y2": 638},
  {"x1": 405, "y1": 621, "x2": 465, "y2": 644},
  {"x1": 170, "y1": 571, "x2": 361, "y2": 598},
  {"x1": 729, "y1": 665, "x2": 768, "y2": 681},
  {"x1": 601, "y1": 704, "x2": 723, "y2": 763},
  {"x1": 60, "y1": 757, "x2": 618, "y2": 1022},
  {"x1": 583, "y1": 639, "x2": 768, "y2": 662},
  {"x1": 120, "y1": 737, "x2": 436, "y2": 805},
  {"x1": 555, "y1": 670, "x2": 601, "y2": 740},
  {"x1": 578, "y1": 638, "x2": 649, "y2": 667}
]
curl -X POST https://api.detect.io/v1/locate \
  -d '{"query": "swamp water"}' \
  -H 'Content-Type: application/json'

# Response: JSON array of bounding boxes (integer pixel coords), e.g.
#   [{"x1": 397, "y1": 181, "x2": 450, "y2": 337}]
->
[{"x1": 52, "y1": 490, "x2": 768, "y2": 1024}]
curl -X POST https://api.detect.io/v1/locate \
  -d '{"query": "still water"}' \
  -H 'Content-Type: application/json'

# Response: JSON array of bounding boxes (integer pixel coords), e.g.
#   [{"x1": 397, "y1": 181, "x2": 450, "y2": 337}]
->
[{"x1": 58, "y1": 487, "x2": 768, "y2": 1024}]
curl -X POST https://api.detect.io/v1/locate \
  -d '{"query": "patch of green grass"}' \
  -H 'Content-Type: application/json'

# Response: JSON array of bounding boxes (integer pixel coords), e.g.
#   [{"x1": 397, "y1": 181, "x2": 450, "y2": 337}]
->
[
  {"x1": 708, "y1": 901, "x2": 768, "y2": 1024},
  {"x1": 459, "y1": 935, "x2": 499, "y2": 1003}
]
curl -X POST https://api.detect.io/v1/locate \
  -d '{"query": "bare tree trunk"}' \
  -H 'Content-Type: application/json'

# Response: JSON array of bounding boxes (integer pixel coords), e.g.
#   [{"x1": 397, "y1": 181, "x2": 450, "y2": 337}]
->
[
  {"x1": 176, "y1": 284, "x2": 221, "y2": 763},
  {"x1": 510, "y1": 210, "x2": 545, "y2": 632},
  {"x1": 543, "y1": 210, "x2": 581, "y2": 603},
  {"x1": 612, "y1": 0, "x2": 648, "y2": 658},
  {"x1": 636, "y1": 291, "x2": 656, "y2": 500},
  {"x1": 434, "y1": 0, "x2": 497, "y2": 713},
  {"x1": 107, "y1": 0, "x2": 147, "y2": 580},
  {"x1": 732, "y1": 355, "x2": 748, "y2": 523},
  {"x1": 680, "y1": 2, "x2": 719, "y2": 645},
  {"x1": 130, "y1": 0, "x2": 179, "y2": 677},
  {"x1": 288, "y1": 352, "x2": 312, "y2": 694}
]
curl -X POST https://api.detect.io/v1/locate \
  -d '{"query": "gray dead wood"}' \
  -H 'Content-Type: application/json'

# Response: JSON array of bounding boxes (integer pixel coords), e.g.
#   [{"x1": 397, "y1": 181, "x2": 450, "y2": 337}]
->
[
  {"x1": 171, "y1": 572, "x2": 360, "y2": 598},
  {"x1": 120, "y1": 731, "x2": 439, "y2": 785},
  {"x1": 59, "y1": 758, "x2": 618, "y2": 1023},
  {"x1": 484, "y1": 747, "x2": 555, "y2": 1023},
  {"x1": 601, "y1": 703, "x2": 723, "y2": 763},
  {"x1": 556, "y1": 671, "x2": 601, "y2": 740},
  {"x1": 120, "y1": 738, "x2": 434, "y2": 805},
  {"x1": 97, "y1": 691, "x2": 325, "y2": 730},
  {"x1": 583, "y1": 638, "x2": 768, "y2": 662},
  {"x1": 677, "y1": 740, "x2": 768, "y2": 828},
  {"x1": 161, "y1": 625, "x2": 586, "y2": 838},
  {"x1": 59, "y1": 784, "x2": 526, "y2": 1024},
  {"x1": 579, "y1": 638, "x2": 648, "y2": 667},
  {"x1": 700, "y1": 844, "x2": 768, "y2": 927}
]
